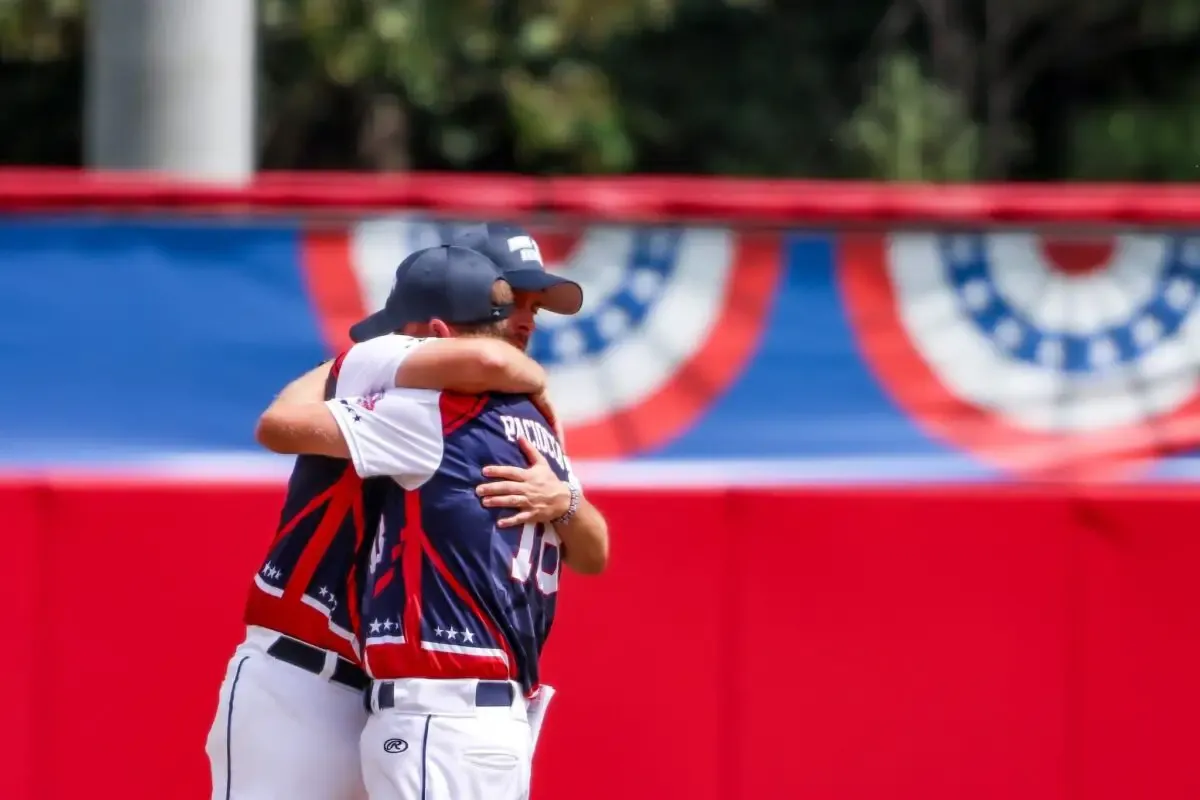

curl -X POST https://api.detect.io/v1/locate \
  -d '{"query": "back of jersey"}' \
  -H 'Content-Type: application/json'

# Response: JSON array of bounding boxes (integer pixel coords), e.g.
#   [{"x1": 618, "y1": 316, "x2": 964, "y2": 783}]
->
[{"x1": 359, "y1": 392, "x2": 575, "y2": 694}]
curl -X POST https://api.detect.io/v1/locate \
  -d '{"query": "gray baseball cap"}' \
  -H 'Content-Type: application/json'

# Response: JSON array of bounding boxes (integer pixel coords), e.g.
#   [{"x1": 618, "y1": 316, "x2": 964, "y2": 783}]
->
[{"x1": 448, "y1": 223, "x2": 583, "y2": 315}]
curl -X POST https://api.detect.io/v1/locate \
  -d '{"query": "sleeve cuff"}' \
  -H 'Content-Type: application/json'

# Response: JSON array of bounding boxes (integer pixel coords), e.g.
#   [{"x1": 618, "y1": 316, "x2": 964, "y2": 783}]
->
[{"x1": 325, "y1": 398, "x2": 371, "y2": 477}]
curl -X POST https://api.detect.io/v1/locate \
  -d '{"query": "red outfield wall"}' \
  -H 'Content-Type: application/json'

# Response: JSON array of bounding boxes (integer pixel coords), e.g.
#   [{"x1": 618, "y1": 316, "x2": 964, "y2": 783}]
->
[{"x1": 1, "y1": 481, "x2": 1199, "y2": 800}]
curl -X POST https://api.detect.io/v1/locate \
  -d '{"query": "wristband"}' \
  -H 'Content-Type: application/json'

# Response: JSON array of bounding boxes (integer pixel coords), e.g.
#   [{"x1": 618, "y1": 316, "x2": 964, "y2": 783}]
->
[{"x1": 551, "y1": 482, "x2": 580, "y2": 527}]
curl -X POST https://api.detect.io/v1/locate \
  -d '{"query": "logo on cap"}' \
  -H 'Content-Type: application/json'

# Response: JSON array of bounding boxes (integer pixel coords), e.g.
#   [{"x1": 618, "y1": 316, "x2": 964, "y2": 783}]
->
[{"x1": 507, "y1": 235, "x2": 544, "y2": 266}]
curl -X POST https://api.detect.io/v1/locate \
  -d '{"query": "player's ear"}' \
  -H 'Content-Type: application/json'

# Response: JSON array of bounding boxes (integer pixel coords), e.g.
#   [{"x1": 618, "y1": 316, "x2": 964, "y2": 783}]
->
[{"x1": 429, "y1": 319, "x2": 452, "y2": 338}]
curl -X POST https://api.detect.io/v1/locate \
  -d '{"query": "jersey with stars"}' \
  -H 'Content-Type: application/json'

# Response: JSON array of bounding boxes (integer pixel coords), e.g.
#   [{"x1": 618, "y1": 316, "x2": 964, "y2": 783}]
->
[
  {"x1": 243, "y1": 346, "x2": 404, "y2": 664},
  {"x1": 354, "y1": 392, "x2": 575, "y2": 695}
]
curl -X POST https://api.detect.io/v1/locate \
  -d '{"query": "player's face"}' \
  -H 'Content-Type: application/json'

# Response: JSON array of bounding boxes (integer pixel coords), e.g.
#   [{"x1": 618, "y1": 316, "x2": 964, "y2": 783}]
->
[{"x1": 505, "y1": 290, "x2": 542, "y2": 351}]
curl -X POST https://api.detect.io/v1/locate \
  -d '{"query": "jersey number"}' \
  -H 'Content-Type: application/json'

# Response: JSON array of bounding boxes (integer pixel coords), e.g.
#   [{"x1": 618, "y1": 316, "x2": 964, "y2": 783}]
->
[{"x1": 509, "y1": 522, "x2": 561, "y2": 595}]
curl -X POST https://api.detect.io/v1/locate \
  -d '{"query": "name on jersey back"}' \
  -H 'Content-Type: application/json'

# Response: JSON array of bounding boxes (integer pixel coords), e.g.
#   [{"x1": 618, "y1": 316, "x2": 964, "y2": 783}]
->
[{"x1": 499, "y1": 414, "x2": 566, "y2": 471}]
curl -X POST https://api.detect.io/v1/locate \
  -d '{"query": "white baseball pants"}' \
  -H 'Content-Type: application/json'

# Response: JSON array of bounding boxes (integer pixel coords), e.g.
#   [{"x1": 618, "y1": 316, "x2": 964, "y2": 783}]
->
[
  {"x1": 205, "y1": 626, "x2": 369, "y2": 800},
  {"x1": 360, "y1": 678, "x2": 554, "y2": 800}
]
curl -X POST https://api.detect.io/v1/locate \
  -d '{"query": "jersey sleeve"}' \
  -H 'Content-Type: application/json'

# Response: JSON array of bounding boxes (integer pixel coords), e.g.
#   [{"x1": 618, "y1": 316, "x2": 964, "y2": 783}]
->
[
  {"x1": 334, "y1": 335, "x2": 430, "y2": 396},
  {"x1": 325, "y1": 388, "x2": 444, "y2": 488}
]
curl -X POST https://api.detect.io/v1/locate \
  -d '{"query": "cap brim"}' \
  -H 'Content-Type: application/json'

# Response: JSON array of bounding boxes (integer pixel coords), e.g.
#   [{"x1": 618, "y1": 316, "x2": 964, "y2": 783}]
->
[
  {"x1": 348, "y1": 309, "x2": 400, "y2": 343},
  {"x1": 505, "y1": 270, "x2": 584, "y2": 315}
]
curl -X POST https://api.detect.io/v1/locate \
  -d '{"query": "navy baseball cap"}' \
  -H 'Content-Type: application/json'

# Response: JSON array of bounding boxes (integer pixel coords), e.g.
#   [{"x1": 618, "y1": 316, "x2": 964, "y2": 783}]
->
[
  {"x1": 348, "y1": 245, "x2": 513, "y2": 343},
  {"x1": 447, "y1": 223, "x2": 583, "y2": 315}
]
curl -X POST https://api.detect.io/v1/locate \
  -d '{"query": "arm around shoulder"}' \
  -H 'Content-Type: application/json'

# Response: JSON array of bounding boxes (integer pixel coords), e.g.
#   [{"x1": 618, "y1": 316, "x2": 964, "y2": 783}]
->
[
  {"x1": 255, "y1": 399, "x2": 351, "y2": 459},
  {"x1": 257, "y1": 389, "x2": 445, "y2": 483},
  {"x1": 396, "y1": 337, "x2": 546, "y2": 395},
  {"x1": 255, "y1": 361, "x2": 346, "y2": 456}
]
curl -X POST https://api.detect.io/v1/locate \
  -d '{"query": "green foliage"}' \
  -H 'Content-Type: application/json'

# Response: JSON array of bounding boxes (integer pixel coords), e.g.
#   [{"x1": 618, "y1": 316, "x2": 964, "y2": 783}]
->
[
  {"x1": 1068, "y1": 92, "x2": 1200, "y2": 181},
  {"x1": 0, "y1": 0, "x2": 81, "y2": 60},
  {"x1": 1140, "y1": 0, "x2": 1200, "y2": 35},
  {"x1": 1, "y1": 0, "x2": 1200, "y2": 180},
  {"x1": 259, "y1": 0, "x2": 682, "y2": 172},
  {"x1": 840, "y1": 52, "x2": 981, "y2": 182}
]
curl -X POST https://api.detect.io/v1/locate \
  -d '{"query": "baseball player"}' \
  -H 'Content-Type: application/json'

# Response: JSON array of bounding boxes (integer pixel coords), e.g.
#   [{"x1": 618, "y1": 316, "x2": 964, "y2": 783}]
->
[
  {"x1": 258, "y1": 248, "x2": 609, "y2": 800},
  {"x1": 205, "y1": 246, "x2": 551, "y2": 800}
]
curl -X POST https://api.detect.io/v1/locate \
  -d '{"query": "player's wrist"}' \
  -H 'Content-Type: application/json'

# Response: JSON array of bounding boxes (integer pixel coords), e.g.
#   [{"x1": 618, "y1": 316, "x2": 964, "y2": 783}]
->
[
  {"x1": 547, "y1": 480, "x2": 572, "y2": 518},
  {"x1": 550, "y1": 481, "x2": 580, "y2": 527}
]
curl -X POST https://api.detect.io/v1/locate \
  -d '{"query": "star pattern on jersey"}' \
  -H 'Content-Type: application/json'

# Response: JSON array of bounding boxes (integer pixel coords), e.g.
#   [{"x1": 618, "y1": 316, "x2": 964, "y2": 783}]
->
[
  {"x1": 367, "y1": 617, "x2": 403, "y2": 635},
  {"x1": 316, "y1": 586, "x2": 338, "y2": 610},
  {"x1": 433, "y1": 625, "x2": 475, "y2": 643},
  {"x1": 260, "y1": 561, "x2": 282, "y2": 580},
  {"x1": 337, "y1": 398, "x2": 363, "y2": 422}
]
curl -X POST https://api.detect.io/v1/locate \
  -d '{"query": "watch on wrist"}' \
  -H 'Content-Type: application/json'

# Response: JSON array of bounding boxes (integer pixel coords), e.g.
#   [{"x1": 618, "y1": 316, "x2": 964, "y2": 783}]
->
[{"x1": 551, "y1": 482, "x2": 580, "y2": 527}]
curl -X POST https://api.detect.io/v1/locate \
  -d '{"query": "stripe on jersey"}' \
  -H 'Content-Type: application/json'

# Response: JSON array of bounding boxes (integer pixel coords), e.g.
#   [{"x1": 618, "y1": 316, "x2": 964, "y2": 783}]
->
[
  {"x1": 269, "y1": 481, "x2": 338, "y2": 548},
  {"x1": 265, "y1": 350, "x2": 351, "y2": 550},
  {"x1": 283, "y1": 467, "x2": 362, "y2": 601},
  {"x1": 325, "y1": 350, "x2": 349, "y2": 397},
  {"x1": 346, "y1": 489, "x2": 367, "y2": 644},
  {"x1": 372, "y1": 541, "x2": 403, "y2": 599},
  {"x1": 418, "y1": 528, "x2": 516, "y2": 670},
  {"x1": 399, "y1": 491, "x2": 422, "y2": 654},
  {"x1": 367, "y1": 491, "x2": 514, "y2": 679},
  {"x1": 439, "y1": 392, "x2": 490, "y2": 435}
]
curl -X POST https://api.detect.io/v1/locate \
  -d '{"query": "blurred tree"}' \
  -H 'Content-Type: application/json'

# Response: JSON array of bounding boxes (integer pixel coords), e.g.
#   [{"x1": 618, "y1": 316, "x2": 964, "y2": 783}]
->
[
  {"x1": 896, "y1": 0, "x2": 1200, "y2": 179},
  {"x1": 258, "y1": 0, "x2": 686, "y2": 173},
  {"x1": 1067, "y1": 95, "x2": 1200, "y2": 181},
  {"x1": 599, "y1": 0, "x2": 895, "y2": 177},
  {"x1": 0, "y1": 0, "x2": 1199, "y2": 180},
  {"x1": 0, "y1": 0, "x2": 80, "y2": 59},
  {"x1": 1056, "y1": 0, "x2": 1200, "y2": 180},
  {"x1": 0, "y1": 0, "x2": 83, "y2": 165},
  {"x1": 839, "y1": 51, "x2": 980, "y2": 181}
]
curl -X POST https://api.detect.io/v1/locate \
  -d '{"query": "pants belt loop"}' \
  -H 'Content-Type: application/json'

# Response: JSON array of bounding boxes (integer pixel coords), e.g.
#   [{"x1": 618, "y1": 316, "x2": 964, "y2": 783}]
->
[
  {"x1": 370, "y1": 681, "x2": 383, "y2": 713},
  {"x1": 318, "y1": 649, "x2": 337, "y2": 680}
]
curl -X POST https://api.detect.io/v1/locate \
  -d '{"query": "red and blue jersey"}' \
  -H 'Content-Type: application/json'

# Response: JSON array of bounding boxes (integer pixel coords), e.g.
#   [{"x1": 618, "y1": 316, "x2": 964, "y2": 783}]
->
[
  {"x1": 326, "y1": 389, "x2": 580, "y2": 694},
  {"x1": 243, "y1": 335, "x2": 432, "y2": 662}
]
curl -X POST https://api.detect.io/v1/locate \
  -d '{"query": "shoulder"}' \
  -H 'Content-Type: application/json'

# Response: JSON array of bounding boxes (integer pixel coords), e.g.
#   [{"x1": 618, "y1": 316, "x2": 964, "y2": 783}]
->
[
  {"x1": 335, "y1": 335, "x2": 430, "y2": 396},
  {"x1": 329, "y1": 387, "x2": 447, "y2": 487},
  {"x1": 354, "y1": 386, "x2": 444, "y2": 420},
  {"x1": 331, "y1": 387, "x2": 444, "y2": 437},
  {"x1": 346, "y1": 335, "x2": 427, "y2": 368},
  {"x1": 438, "y1": 392, "x2": 494, "y2": 436}
]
